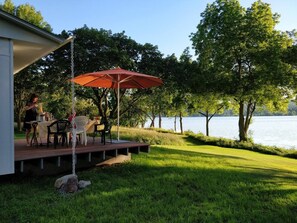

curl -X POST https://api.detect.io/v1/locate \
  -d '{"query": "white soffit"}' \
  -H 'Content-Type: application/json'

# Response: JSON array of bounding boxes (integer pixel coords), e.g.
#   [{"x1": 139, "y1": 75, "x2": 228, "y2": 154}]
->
[{"x1": 0, "y1": 9, "x2": 71, "y2": 74}]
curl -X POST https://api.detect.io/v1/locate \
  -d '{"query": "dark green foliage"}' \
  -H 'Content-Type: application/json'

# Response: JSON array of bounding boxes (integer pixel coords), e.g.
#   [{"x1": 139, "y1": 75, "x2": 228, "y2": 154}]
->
[{"x1": 0, "y1": 0, "x2": 52, "y2": 31}]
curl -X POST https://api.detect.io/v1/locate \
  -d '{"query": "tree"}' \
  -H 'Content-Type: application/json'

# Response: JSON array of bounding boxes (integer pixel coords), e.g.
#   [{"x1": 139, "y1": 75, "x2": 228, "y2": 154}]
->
[
  {"x1": 174, "y1": 48, "x2": 199, "y2": 134},
  {"x1": 0, "y1": 0, "x2": 14, "y2": 13},
  {"x1": 47, "y1": 26, "x2": 166, "y2": 128},
  {"x1": 137, "y1": 43, "x2": 167, "y2": 128},
  {"x1": 190, "y1": 93, "x2": 229, "y2": 136},
  {"x1": 0, "y1": 0, "x2": 52, "y2": 31},
  {"x1": 191, "y1": 0, "x2": 296, "y2": 141},
  {"x1": 163, "y1": 48, "x2": 199, "y2": 134}
]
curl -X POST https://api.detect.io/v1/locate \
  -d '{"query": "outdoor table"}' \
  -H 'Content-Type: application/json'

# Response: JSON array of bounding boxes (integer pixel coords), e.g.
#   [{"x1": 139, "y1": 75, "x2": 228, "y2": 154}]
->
[
  {"x1": 85, "y1": 120, "x2": 97, "y2": 134},
  {"x1": 37, "y1": 119, "x2": 95, "y2": 147},
  {"x1": 38, "y1": 120, "x2": 55, "y2": 146}
]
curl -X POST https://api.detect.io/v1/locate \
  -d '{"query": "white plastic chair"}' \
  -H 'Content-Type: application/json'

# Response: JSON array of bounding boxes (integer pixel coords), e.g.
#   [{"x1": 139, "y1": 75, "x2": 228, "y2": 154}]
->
[{"x1": 74, "y1": 116, "x2": 89, "y2": 146}]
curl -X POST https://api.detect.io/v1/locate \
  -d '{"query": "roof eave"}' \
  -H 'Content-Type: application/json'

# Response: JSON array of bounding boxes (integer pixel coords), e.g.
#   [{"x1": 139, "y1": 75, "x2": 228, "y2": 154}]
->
[{"x1": 0, "y1": 9, "x2": 64, "y2": 44}]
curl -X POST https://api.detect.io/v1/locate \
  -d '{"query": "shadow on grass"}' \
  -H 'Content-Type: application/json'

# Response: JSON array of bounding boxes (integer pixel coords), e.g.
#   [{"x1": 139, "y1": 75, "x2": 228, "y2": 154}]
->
[
  {"x1": 153, "y1": 145, "x2": 250, "y2": 161},
  {"x1": 80, "y1": 159, "x2": 297, "y2": 222},
  {"x1": 1, "y1": 146, "x2": 297, "y2": 222},
  {"x1": 183, "y1": 135, "x2": 205, "y2": 146},
  {"x1": 153, "y1": 146, "x2": 297, "y2": 177}
]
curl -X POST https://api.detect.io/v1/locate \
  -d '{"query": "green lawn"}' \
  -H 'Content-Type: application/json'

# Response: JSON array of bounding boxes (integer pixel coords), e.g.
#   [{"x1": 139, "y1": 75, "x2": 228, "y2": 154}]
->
[
  {"x1": 14, "y1": 132, "x2": 25, "y2": 139},
  {"x1": 1, "y1": 144, "x2": 297, "y2": 222}
]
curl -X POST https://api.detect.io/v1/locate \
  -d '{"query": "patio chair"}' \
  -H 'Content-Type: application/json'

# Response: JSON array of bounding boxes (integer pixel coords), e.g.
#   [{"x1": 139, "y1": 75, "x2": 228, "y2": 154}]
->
[
  {"x1": 93, "y1": 120, "x2": 112, "y2": 145},
  {"x1": 73, "y1": 116, "x2": 89, "y2": 146},
  {"x1": 47, "y1": 119, "x2": 71, "y2": 148}
]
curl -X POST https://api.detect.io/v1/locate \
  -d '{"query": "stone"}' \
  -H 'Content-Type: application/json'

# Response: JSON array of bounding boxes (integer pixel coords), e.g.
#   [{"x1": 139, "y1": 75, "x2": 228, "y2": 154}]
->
[
  {"x1": 64, "y1": 176, "x2": 78, "y2": 193},
  {"x1": 78, "y1": 180, "x2": 91, "y2": 189},
  {"x1": 97, "y1": 154, "x2": 131, "y2": 167},
  {"x1": 54, "y1": 174, "x2": 78, "y2": 189}
]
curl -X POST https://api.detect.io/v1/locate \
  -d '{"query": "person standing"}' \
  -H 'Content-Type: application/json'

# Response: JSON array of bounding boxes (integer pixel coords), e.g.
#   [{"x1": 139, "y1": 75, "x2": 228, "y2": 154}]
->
[{"x1": 23, "y1": 94, "x2": 39, "y2": 146}]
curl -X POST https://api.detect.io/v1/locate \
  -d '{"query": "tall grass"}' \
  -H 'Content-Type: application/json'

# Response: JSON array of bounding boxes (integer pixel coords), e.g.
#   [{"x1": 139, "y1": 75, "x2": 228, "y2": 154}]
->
[{"x1": 118, "y1": 127, "x2": 187, "y2": 145}]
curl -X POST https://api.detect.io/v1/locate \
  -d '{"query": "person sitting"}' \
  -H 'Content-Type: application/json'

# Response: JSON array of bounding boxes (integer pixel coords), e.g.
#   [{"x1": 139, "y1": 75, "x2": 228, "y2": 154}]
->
[{"x1": 23, "y1": 93, "x2": 39, "y2": 146}]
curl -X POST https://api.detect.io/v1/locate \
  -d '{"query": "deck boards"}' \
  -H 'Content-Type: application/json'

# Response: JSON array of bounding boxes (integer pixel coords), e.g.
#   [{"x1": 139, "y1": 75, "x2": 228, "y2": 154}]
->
[{"x1": 14, "y1": 137, "x2": 150, "y2": 175}]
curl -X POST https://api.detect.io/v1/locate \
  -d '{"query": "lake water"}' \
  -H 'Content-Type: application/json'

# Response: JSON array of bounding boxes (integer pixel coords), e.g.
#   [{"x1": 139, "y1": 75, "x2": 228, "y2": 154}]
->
[{"x1": 145, "y1": 116, "x2": 297, "y2": 149}]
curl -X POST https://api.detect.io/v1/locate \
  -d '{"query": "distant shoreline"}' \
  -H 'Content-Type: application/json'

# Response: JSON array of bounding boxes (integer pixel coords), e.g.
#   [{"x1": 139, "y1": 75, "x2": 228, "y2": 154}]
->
[{"x1": 147, "y1": 116, "x2": 297, "y2": 149}]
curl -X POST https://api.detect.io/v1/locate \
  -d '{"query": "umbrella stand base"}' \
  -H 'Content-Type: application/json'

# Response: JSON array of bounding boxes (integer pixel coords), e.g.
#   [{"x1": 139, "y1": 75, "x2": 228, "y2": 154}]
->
[{"x1": 112, "y1": 139, "x2": 130, "y2": 144}]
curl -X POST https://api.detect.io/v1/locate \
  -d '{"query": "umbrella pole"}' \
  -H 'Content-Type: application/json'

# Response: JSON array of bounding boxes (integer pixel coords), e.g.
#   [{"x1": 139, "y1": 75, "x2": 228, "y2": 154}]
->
[
  {"x1": 117, "y1": 77, "x2": 120, "y2": 141},
  {"x1": 70, "y1": 36, "x2": 76, "y2": 175}
]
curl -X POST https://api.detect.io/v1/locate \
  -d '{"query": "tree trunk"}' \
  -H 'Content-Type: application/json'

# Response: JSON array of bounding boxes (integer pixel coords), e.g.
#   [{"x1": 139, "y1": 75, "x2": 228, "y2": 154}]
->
[
  {"x1": 18, "y1": 112, "x2": 22, "y2": 131},
  {"x1": 205, "y1": 111, "x2": 209, "y2": 136},
  {"x1": 174, "y1": 115, "x2": 177, "y2": 132},
  {"x1": 14, "y1": 90, "x2": 26, "y2": 131},
  {"x1": 179, "y1": 112, "x2": 183, "y2": 134},
  {"x1": 158, "y1": 113, "x2": 162, "y2": 128},
  {"x1": 238, "y1": 101, "x2": 247, "y2": 141},
  {"x1": 15, "y1": 105, "x2": 22, "y2": 131},
  {"x1": 150, "y1": 113, "x2": 155, "y2": 128},
  {"x1": 238, "y1": 100, "x2": 256, "y2": 142},
  {"x1": 94, "y1": 88, "x2": 109, "y2": 122}
]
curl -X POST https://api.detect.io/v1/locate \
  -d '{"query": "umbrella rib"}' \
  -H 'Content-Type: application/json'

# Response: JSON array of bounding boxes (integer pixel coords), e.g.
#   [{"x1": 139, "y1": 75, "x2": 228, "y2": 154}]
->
[
  {"x1": 130, "y1": 79, "x2": 146, "y2": 88},
  {"x1": 106, "y1": 74, "x2": 117, "y2": 83},
  {"x1": 119, "y1": 76, "x2": 162, "y2": 88},
  {"x1": 119, "y1": 76, "x2": 132, "y2": 84},
  {"x1": 83, "y1": 76, "x2": 109, "y2": 86},
  {"x1": 117, "y1": 76, "x2": 146, "y2": 88}
]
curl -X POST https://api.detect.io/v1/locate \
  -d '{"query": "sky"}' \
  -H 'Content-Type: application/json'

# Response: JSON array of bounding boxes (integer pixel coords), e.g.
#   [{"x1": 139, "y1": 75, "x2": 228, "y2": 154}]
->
[{"x1": 3, "y1": 0, "x2": 297, "y2": 57}]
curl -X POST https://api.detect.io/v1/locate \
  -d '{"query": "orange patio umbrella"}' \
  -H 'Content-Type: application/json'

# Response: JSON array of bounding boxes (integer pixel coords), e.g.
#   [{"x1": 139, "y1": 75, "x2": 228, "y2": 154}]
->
[{"x1": 71, "y1": 67, "x2": 163, "y2": 140}]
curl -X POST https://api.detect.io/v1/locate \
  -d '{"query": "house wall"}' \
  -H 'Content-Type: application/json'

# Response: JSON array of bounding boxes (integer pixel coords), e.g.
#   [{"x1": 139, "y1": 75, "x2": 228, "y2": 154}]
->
[
  {"x1": 0, "y1": 38, "x2": 14, "y2": 175},
  {"x1": 0, "y1": 10, "x2": 68, "y2": 175}
]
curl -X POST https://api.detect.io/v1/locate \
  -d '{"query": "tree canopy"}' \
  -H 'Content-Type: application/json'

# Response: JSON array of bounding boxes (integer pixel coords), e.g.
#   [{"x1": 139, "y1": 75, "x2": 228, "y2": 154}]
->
[
  {"x1": 191, "y1": 0, "x2": 297, "y2": 141},
  {"x1": 0, "y1": 0, "x2": 52, "y2": 31}
]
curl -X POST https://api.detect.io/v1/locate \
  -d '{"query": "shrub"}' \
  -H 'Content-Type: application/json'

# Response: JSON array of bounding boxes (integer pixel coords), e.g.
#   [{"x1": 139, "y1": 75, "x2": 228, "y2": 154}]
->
[
  {"x1": 117, "y1": 127, "x2": 297, "y2": 160},
  {"x1": 186, "y1": 132, "x2": 291, "y2": 157}
]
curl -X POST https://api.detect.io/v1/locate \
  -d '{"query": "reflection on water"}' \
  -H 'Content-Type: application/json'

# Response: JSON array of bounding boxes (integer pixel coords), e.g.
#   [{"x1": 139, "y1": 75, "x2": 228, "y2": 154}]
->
[{"x1": 145, "y1": 116, "x2": 297, "y2": 149}]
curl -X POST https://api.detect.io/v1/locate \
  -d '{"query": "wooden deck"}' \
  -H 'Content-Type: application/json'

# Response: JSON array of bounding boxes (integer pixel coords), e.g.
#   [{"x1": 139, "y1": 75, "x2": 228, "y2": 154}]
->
[{"x1": 14, "y1": 137, "x2": 150, "y2": 175}]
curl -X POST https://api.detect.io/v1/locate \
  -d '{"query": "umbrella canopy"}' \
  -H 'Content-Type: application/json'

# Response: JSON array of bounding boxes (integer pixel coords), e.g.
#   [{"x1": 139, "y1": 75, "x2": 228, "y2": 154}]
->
[
  {"x1": 71, "y1": 67, "x2": 163, "y2": 89},
  {"x1": 71, "y1": 67, "x2": 163, "y2": 140}
]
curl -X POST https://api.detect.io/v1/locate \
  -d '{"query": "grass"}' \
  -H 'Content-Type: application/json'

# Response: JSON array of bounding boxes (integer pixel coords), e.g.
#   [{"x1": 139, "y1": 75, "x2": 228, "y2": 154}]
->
[
  {"x1": 2, "y1": 135, "x2": 297, "y2": 222},
  {"x1": 14, "y1": 131, "x2": 25, "y2": 139}
]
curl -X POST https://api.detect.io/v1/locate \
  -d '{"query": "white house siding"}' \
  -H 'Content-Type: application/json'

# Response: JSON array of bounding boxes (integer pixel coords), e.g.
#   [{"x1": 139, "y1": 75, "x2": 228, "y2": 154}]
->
[{"x1": 0, "y1": 38, "x2": 14, "y2": 175}]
